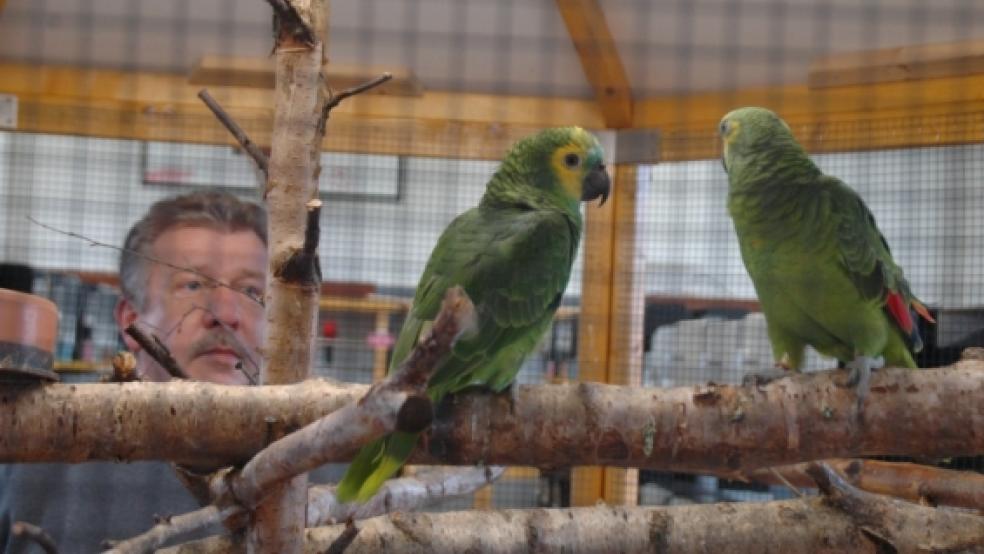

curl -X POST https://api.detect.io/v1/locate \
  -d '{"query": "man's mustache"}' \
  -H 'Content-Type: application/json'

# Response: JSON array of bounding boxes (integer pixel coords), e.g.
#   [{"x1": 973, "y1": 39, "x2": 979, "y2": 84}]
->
[{"x1": 188, "y1": 330, "x2": 250, "y2": 362}]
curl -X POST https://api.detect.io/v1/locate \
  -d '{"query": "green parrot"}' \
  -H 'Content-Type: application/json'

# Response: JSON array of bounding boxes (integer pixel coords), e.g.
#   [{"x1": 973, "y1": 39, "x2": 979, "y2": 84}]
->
[
  {"x1": 335, "y1": 127, "x2": 610, "y2": 503},
  {"x1": 719, "y1": 107, "x2": 934, "y2": 407}
]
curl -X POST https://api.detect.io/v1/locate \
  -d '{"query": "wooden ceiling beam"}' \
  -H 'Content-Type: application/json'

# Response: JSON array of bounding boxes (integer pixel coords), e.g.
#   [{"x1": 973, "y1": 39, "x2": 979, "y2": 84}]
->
[
  {"x1": 809, "y1": 40, "x2": 984, "y2": 88},
  {"x1": 555, "y1": 0, "x2": 634, "y2": 128}
]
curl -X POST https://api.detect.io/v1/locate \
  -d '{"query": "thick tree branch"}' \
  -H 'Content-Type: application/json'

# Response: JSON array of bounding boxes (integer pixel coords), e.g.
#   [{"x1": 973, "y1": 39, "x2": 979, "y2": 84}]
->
[
  {"x1": 3, "y1": 365, "x2": 984, "y2": 471},
  {"x1": 808, "y1": 462, "x2": 984, "y2": 552},
  {"x1": 161, "y1": 498, "x2": 904, "y2": 553}
]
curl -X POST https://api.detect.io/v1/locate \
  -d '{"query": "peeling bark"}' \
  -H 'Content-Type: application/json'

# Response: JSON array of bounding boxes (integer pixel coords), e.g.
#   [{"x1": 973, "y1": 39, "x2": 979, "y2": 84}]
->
[{"x1": 3, "y1": 365, "x2": 984, "y2": 471}]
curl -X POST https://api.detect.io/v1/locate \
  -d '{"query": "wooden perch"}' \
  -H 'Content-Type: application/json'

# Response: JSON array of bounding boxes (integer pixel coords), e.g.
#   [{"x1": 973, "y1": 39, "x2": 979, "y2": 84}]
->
[
  {"x1": 807, "y1": 462, "x2": 984, "y2": 552},
  {"x1": 165, "y1": 495, "x2": 977, "y2": 554},
  {"x1": 4, "y1": 365, "x2": 984, "y2": 471},
  {"x1": 744, "y1": 458, "x2": 984, "y2": 513}
]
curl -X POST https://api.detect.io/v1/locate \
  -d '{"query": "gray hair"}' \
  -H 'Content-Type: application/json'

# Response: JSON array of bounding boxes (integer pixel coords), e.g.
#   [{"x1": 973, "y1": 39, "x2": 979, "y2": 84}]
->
[{"x1": 120, "y1": 191, "x2": 267, "y2": 310}]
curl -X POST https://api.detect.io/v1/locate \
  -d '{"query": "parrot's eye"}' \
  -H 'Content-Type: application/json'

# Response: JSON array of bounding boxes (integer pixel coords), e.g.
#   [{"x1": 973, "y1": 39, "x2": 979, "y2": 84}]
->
[
  {"x1": 563, "y1": 153, "x2": 581, "y2": 168},
  {"x1": 719, "y1": 120, "x2": 730, "y2": 136}
]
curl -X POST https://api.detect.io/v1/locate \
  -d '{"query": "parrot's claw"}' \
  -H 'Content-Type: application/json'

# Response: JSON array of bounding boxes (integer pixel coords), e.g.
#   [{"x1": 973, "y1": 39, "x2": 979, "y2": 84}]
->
[
  {"x1": 842, "y1": 355, "x2": 884, "y2": 417},
  {"x1": 741, "y1": 368, "x2": 790, "y2": 388}
]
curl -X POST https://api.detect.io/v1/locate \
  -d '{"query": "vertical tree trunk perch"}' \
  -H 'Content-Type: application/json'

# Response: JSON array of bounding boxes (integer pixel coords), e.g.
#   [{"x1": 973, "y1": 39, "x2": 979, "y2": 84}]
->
[{"x1": 255, "y1": 0, "x2": 328, "y2": 551}]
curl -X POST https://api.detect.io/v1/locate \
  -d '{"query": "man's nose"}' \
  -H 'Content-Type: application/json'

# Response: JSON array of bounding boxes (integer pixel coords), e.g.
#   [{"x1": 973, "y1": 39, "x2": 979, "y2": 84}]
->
[{"x1": 202, "y1": 285, "x2": 241, "y2": 329}]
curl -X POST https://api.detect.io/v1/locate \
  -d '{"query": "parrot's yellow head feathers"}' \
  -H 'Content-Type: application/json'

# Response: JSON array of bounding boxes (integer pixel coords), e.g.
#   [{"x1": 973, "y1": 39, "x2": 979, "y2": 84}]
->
[
  {"x1": 486, "y1": 126, "x2": 610, "y2": 214},
  {"x1": 718, "y1": 107, "x2": 799, "y2": 175}
]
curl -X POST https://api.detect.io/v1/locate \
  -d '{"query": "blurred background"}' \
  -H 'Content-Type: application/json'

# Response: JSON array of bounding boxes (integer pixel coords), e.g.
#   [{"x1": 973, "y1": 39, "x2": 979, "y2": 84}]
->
[{"x1": 1, "y1": 0, "x2": 982, "y2": 511}]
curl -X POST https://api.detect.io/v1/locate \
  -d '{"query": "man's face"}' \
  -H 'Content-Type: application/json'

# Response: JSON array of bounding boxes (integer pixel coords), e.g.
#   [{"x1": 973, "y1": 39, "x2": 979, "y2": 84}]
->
[{"x1": 116, "y1": 226, "x2": 267, "y2": 385}]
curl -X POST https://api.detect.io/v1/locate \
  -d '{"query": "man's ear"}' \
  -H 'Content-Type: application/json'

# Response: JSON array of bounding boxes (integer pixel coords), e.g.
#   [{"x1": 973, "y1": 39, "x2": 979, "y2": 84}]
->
[{"x1": 114, "y1": 297, "x2": 141, "y2": 352}]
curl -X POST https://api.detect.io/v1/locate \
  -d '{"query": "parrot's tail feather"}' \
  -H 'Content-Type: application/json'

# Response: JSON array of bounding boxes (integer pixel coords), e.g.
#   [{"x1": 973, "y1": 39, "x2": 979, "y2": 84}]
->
[
  {"x1": 912, "y1": 299, "x2": 935, "y2": 324},
  {"x1": 335, "y1": 432, "x2": 420, "y2": 504},
  {"x1": 885, "y1": 291, "x2": 927, "y2": 352}
]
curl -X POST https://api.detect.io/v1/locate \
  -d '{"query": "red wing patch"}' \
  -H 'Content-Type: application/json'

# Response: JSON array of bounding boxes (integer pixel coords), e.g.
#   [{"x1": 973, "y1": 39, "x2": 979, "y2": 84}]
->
[{"x1": 885, "y1": 291, "x2": 914, "y2": 335}]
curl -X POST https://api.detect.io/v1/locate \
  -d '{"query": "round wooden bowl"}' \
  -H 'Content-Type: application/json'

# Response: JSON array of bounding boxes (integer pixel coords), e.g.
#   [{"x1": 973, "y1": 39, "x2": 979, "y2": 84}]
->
[{"x1": 0, "y1": 287, "x2": 60, "y2": 381}]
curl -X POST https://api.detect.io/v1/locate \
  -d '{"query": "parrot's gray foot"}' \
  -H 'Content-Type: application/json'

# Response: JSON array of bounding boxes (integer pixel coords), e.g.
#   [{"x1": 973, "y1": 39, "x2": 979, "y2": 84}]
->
[
  {"x1": 741, "y1": 368, "x2": 790, "y2": 387},
  {"x1": 843, "y1": 355, "x2": 884, "y2": 415}
]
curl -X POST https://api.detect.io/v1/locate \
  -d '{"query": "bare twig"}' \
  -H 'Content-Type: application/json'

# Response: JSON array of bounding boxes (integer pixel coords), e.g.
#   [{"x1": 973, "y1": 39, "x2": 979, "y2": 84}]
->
[
  {"x1": 26, "y1": 217, "x2": 262, "y2": 307},
  {"x1": 197, "y1": 89, "x2": 269, "y2": 178},
  {"x1": 318, "y1": 73, "x2": 393, "y2": 131},
  {"x1": 124, "y1": 324, "x2": 186, "y2": 379},
  {"x1": 12, "y1": 521, "x2": 59, "y2": 554},
  {"x1": 324, "y1": 521, "x2": 359, "y2": 554},
  {"x1": 768, "y1": 466, "x2": 804, "y2": 498}
]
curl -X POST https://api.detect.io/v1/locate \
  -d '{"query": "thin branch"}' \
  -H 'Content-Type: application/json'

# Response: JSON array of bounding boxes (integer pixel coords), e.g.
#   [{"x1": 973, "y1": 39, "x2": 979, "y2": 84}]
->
[
  {"x1": 225, "y1": 287, "x2": 475, "y2": 509},
  {"x1": 197, "y1": 89, "x2": 269, "y2": 178},
  {"x1": 807, "y1": 461, "x2": 984, "y2": 551},
  {"x1": 768, "y1": 466, "x2": 804, "y2": 498},
  {"x1": 324, "y1": 521, "x2": 359, "y2": 554},
  {"x1": 26, "y1": 217, "x2": 263, "y2": 307},
  {"x1": 12, "y1": 521, "x2": 59, "y2": 554},
  {"x1": 124, "y1": 324, "x2": 186, "y2": 379},
  {"x1": 318, "y1": 73, "x2": 393, "y2": 131},
  {"x1": 103, "y1": 505, "x2": 236, "y2": 554},
  {"x1": 747, "y1": 458, "x2": 984, "y2": 513}
]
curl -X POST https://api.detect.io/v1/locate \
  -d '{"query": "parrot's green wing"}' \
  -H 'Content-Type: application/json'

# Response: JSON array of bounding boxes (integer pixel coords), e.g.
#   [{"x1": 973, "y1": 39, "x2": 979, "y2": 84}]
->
[
  {"x1": 400, "y1": 204, "x2": 578, "y2": 396},
  {"x1": 336, "y1": 205, "x2": 579, "y2": 502},
  {"x1": 823, "y1": 175, "x2": 927, "y2": 354},
  {"x1": 825, "y1": 176, "x2": 907, "y2": 301}
]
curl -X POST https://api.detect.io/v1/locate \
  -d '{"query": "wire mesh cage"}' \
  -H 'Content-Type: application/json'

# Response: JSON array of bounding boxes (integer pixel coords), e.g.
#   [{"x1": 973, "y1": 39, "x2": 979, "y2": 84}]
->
[{"x1": 2, "y1": 0, "x2": 984, "y2": 550}]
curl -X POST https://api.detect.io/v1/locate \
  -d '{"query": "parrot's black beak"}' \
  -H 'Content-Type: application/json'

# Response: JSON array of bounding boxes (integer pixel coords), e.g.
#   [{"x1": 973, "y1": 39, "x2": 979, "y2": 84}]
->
[{"x1": 582, "y1": 164, "x2": 611, "y2": 206}]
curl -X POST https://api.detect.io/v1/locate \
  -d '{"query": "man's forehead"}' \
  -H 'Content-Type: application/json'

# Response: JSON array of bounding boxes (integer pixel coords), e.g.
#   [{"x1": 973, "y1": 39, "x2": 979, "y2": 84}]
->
[{"x1": 150, "y1": 226, "x2": 266, "y2": 274}]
